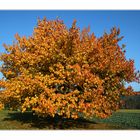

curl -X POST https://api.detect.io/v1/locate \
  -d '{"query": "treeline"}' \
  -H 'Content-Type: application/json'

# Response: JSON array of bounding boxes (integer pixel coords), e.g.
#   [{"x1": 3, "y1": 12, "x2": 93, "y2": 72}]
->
[{"x1": 122, "y1": 94, "x2": 140, "y2": 109}]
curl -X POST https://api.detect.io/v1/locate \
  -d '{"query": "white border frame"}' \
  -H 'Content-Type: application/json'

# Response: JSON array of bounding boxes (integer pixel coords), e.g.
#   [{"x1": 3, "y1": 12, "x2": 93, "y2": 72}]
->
[
  {"x1": 0, "y1": 0, "x2": 140, "y2": 10},
  {"x1": 0, "y1": 0, "x2": 140, "y2": 139}
]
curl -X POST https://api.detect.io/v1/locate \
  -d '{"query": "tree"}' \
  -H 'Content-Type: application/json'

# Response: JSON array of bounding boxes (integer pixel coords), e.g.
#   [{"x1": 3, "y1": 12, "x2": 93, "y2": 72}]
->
[
  {"x1": 0, "y1": 17, "x2": 139, "y2": 119},
  {"x1": 122, "y1": 93, "x2": 140, "y2": 109}
]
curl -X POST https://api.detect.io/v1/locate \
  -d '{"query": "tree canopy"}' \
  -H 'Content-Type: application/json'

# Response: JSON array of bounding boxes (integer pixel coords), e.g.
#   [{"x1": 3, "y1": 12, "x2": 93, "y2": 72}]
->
[{"x1": 0, "y1": 17, "x2": 139, "y2": 119}]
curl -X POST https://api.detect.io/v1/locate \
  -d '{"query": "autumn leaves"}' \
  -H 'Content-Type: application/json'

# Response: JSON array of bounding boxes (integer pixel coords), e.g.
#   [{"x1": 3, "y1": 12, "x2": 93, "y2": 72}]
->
[{"x1": 0, "y1": 17, "x2": 139, "y2": 119}]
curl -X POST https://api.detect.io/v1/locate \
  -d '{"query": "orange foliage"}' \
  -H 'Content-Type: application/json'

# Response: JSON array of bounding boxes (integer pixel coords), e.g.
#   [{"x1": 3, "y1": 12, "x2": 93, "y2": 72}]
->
[{"x1": 0, "y1": 17, "x2": 139, "y2": 119}]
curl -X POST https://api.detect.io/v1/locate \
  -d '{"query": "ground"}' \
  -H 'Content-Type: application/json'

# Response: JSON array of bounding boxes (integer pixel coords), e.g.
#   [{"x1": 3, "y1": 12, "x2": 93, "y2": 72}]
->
[{"x1": 0, "y1": 109, "x2": 140, "y2": 130}]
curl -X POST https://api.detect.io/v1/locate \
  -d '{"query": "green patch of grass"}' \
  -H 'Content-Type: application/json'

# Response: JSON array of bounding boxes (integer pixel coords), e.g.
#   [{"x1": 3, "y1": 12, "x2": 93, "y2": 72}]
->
[
  {"x1": 91, "y1": 109, "x2": 140, "y2": 129},
  {"x1": 117, "y1": 109, "x2": 140, "y2": 113},
  {"x1": 0, "y1": 110, "x2": 35, "y2": 130},
  {"x1": 0, "y1": 109, "x2": 140, "y2": 130}
]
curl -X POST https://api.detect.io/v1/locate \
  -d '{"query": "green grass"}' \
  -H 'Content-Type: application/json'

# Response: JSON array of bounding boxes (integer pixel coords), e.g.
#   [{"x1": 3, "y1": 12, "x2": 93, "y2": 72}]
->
[
  {"x1": 0, "y1": 109, "x2": 140, "y2": 130},
  {"x1": 117, "y1": 109, "x2": 140, "y2": 113},
  {"x1": 91, "y1": 109, "x2": 140, "y2": 129}
]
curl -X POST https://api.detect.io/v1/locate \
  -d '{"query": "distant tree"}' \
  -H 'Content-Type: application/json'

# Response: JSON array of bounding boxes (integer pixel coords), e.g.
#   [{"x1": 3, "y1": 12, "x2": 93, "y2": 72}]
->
[
  {"x1": 122, "y1": 94, "x2": 140, "y2": 109},
  {"x1": 0, "y1": 18, "x2": 139, "y2": 119}
]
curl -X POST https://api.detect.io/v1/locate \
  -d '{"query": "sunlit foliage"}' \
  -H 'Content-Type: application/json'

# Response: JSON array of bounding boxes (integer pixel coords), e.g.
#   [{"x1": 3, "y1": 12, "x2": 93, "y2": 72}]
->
[{"x1": 0, "y1": 18, "x2": 139, "y2": 119}]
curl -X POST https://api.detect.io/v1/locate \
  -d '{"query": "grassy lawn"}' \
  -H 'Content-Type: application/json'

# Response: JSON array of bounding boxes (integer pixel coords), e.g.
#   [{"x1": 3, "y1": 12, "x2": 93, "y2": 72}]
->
[
  {"x1": 0, "y1": 109, "x2": 140, "y2": 130},
  {"x1": 91, "y1": 109, "x2": 140, "y2": 129}
]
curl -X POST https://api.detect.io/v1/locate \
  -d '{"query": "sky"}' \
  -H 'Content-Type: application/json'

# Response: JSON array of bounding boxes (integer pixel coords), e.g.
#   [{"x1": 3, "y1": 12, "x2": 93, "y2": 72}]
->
[{"x1": 0, "y1": 10, "x2": 140, "y2": 91}]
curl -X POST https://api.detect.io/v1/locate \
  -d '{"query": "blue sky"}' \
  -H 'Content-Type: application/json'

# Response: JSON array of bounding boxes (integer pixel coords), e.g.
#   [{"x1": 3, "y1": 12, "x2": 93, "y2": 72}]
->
[{"x1": 0, "y1": 10, "x2": 140, "y2": 91}]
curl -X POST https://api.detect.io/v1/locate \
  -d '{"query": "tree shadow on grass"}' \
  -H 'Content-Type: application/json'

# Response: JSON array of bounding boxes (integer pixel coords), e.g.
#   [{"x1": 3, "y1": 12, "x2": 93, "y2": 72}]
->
[{"x1": 3, "y1": 111, "x2": 97, "y2": 129}]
